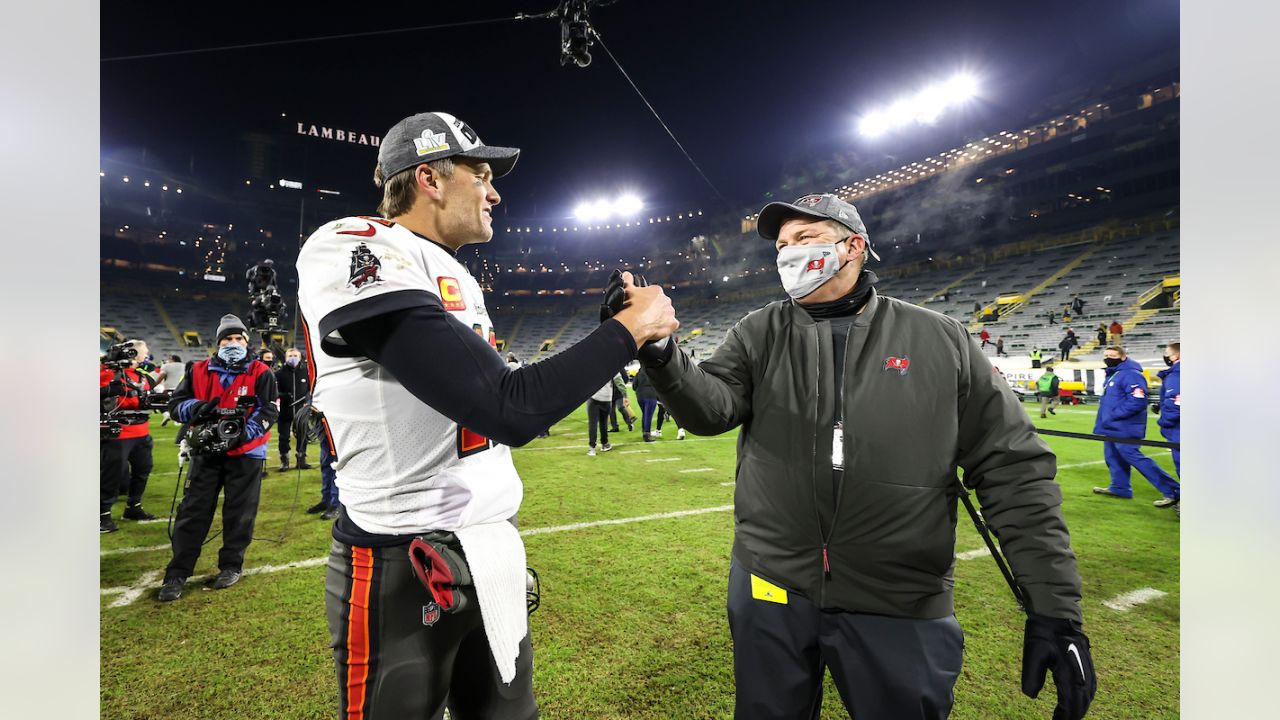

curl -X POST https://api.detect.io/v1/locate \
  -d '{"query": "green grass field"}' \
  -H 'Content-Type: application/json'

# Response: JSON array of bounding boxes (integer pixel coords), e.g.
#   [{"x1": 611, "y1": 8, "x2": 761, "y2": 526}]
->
[{"x1": 100, "y1": 401, "x2": 1179, "y2": 719}]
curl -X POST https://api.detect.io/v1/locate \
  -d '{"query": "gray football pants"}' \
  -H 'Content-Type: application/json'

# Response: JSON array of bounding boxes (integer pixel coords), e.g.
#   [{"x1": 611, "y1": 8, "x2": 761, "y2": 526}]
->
[
  {"x1": 727, "y1": 559, "x2": 964, "y2": 719},
  {"x1": 326, "y1": 540, "x2": 538, "y2": 720}
]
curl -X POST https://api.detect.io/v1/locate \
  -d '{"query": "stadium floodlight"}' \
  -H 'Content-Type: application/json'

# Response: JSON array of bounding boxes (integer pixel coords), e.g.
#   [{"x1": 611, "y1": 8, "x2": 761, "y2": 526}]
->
[
  {"x1": 575, "y1": 193, "x2": 644, "y2": 222},
  {"x1": 615, "y1": 194, "x2": 643, "y2": 217},
  {"x1": 858, "y1": 71, "x2": 980, "y2": 138}
]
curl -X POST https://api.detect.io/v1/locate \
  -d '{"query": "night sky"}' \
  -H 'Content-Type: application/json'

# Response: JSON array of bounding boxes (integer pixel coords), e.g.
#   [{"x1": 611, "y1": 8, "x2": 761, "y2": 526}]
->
[{"x1": 101, "y1": 0, "x2": 1179, "y2": 221}]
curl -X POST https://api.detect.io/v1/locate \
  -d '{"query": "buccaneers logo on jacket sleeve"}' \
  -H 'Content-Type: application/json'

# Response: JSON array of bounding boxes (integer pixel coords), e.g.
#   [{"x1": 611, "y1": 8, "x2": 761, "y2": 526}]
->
[{"x1": 346, "y1": 242, "x2": 384, "y2": 294}]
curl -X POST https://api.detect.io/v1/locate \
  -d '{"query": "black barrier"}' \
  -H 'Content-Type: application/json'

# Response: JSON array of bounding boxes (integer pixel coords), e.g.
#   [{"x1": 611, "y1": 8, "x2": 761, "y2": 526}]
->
[{"x1": 1035, "y1": 428, "x2": 1180, "y2": 450}]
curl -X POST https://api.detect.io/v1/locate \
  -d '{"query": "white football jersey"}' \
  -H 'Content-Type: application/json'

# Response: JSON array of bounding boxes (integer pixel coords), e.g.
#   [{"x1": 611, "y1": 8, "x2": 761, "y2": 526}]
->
[{"x1": 296, "y1": 216, "x2": 521, "y2": 534}]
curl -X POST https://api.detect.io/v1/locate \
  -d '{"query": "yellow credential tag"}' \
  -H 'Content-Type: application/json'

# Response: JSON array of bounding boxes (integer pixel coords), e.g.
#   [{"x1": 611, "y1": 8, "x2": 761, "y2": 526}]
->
[{"x1": 750, "y1": 574, "x2": 788, "y2": 605}]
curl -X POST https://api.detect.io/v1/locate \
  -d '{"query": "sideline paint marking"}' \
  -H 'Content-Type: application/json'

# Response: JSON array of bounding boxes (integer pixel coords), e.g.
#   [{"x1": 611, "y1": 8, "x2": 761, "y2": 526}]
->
[
  {"x1": 1103, "y1": 587, "x2": 1167, "y2": 612},
  {"x1": 956, "y1": 547, "x2": 992, "y2": 561},
  {"x1": 106, "y1": 570, "x2": 163, "y2": 608},
  {"x1": 679, "y1": 468, "x2": 716, "y2": 474},
  {"x1": 101, "y1": 543, "x2": 170, "y2": 557},
  {"x1": 513, "y1": 437, "x2": 734, "y2": 452},
  {"x1": 646, "y1": 458, "x2": 683, "y2": 463},
  {"x1": 102, "y1": 507, "x2": 734, "y2": 607},
  {"x1": 619, "y1": 449, "x2": 650, "y2": 454},
  {"x1": 520, "y1": 505, "x2": 733, "y2": 537}
]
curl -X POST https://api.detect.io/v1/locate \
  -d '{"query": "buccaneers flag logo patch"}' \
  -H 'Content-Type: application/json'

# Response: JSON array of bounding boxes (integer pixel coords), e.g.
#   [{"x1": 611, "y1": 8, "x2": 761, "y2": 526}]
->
[
  {"x1": 346, "y1": 242, "x2": 384, "y2": 294},
  {"x1": 883, "y1": 356, "x2": 910, "y2": 376}
]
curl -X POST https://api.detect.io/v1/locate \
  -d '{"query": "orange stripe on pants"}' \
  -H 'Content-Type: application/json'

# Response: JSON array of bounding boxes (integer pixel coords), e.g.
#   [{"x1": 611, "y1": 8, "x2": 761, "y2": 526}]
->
[{"x1": 346, "y1": 546, "x2": 374, "y2": 720}]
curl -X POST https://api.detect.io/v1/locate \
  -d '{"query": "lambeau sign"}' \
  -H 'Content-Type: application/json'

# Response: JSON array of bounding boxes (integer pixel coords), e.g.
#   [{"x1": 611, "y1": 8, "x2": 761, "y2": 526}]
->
[{"x1": 295, "y1": 122, "x2": 381, "y2": 147}]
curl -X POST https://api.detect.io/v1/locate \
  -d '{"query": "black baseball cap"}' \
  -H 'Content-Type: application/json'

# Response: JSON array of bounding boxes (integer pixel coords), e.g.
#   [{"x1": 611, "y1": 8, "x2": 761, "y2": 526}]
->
[
  {"x1": 377, "y1": 112, "x2": 520, "y2": 181},
  {"x1": 757, "y1": 193, "x2": 880, "y2": 261}
]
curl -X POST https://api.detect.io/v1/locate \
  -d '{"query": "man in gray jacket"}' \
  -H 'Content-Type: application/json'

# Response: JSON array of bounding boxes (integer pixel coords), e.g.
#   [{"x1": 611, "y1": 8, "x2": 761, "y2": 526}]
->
[{"x1": 605, "y1": 193, "x2": 1095, "y2": 719}]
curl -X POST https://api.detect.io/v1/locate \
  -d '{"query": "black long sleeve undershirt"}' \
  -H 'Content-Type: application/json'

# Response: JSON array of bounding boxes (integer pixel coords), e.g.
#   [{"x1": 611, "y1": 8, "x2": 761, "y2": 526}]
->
[{"x1": 337, "y1": 299, "x2": 638, "y2": 447}]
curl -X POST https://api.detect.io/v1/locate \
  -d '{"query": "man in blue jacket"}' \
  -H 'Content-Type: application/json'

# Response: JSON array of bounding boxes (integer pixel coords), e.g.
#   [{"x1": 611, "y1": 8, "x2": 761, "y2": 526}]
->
[
  {"x1": 1092, "y1": 346, "x2": 1179, "y2": 507},
  {"x1": 1156, "y1": 342, "x2": 1180, "y2": 479}
]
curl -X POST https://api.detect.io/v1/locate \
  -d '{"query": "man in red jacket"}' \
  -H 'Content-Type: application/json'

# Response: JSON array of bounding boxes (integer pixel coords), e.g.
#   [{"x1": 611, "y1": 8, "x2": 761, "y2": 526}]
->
[{"x1": 99, "y1": 339, "x2": 160, "y2": 533}]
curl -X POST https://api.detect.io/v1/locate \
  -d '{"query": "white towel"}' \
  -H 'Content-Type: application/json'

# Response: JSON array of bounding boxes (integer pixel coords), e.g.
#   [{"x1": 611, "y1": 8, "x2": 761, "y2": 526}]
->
[{"x1": 454, "y1": 521, "x2": 528, "y2": 685}]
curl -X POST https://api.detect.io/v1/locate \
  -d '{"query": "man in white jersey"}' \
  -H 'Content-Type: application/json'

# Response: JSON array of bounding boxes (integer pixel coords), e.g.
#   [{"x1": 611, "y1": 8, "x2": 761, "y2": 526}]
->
[{"x1": 296, "y1": 112, "x2": 677, "y2": 720}]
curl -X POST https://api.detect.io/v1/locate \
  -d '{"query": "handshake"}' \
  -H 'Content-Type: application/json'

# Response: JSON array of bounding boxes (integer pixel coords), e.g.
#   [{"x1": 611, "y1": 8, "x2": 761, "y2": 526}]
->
[{"x1": 599, "y1": 270, "x2": 680, "y2": 366}]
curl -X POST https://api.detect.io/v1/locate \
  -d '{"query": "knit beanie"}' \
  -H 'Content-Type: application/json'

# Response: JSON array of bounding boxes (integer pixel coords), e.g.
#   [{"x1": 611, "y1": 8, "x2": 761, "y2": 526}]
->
[{"x1": 215, "y1": 314, "x2": 249, "y2": 343}]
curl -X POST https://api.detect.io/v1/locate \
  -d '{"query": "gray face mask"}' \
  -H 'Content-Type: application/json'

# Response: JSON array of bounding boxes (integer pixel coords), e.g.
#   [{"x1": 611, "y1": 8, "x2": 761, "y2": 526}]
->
[{"x1": 776, "y1": 242, "x2": 843, "y2": 299}]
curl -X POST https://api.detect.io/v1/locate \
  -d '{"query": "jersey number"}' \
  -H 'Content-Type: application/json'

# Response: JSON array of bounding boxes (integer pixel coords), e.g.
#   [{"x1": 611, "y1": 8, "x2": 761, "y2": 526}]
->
[{"x1": 457, "y1": 426, "x2": 493, "y2": 458}]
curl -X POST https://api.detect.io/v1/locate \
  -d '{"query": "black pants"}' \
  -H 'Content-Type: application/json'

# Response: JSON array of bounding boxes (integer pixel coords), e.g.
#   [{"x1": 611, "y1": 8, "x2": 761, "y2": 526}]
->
[
  {"x1": 586, "y1": 399, "x2": 611, "y2": 448},
  {"x1": 277, "y1": 400, "x2": 309, "y2": 462},
  {"x1": 727, "y1": 560, "x2": 964, "y2": 719},
  {"x1": 326, "y1": 540, "x2": 538, "y2": 720},
  {"x1": 165, "y1": 453, "x2": 264, "y2": 580},
  {"x1": 609, "y1": 396, "x2": 633, "y2": 431},
  {"x1": 100, "y1": 435, "x2": 153, "y2": 514}
]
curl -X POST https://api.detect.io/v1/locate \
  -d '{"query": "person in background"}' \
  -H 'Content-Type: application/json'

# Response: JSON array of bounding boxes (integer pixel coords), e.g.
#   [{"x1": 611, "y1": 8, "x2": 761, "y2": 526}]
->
[
  {"x1": 1156, "y1": 342, "x2": 1181, "y2": 481},
  {"x1": 1058, "y1": 333, "x2": 1074, "y2": 362},
  {"x1": 979, "y1": 328, "x2": 990, "y2": 349},
  {"x1": 274, "y1": 347, "x2": 312, "y2": 472},
  {"x1": 156, "y1": 354, "x2": 185, "y2": 392},
  {"x1": 99, "y1": 339, "x2": 160, "y2": 532},
  {"x1": 1092, "y1": 346, "x2": 1179, "y2": 508},
  {"x1": 995, "y1": 335, "x2": 1007, "y2": 358},
  {"x1": 633, "y1": 366, "x2": 661, "y2": 442},
  {"x1": 1029, "y1": 347, "x2": 1043, "y2": 369},
  {"x1": 1108, "y1": 320, "x2": 1124, "y2": 344},
  {"x1": 1037, "y1": 365, "x2": 1060, "y2": 418},
  {"x1": 587, "y1": 378, "x2": 614, "y2": 456},
  {"x1": 1096, "y1": 324, "x2": 1107, "y2": 348},
  {"x1": 609, "y1": 371, "x2": 635, "y2": 432}
]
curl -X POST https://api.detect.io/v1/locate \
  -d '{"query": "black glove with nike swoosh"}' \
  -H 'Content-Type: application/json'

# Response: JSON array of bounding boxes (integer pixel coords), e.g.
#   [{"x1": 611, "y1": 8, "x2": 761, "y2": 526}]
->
[
  {"x1": 1021, "y1": 613, "x2": 1097, "y2": 719},
  {"x1": 600, "y1": 269, "x2": 674, "y2": 367}
]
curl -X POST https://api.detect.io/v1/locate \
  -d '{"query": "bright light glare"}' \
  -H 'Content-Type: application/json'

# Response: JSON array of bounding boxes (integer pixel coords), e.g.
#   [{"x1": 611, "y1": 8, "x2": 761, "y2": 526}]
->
[
  {"x1": 615, "y1": 194, "x2": 643, "y2": 216},
  {"x1": 575, "y1": 194, "x2": 644, "y2": 222},
  {"x1": 858, "y1": 72, "x2": 980, "y2": 138}
]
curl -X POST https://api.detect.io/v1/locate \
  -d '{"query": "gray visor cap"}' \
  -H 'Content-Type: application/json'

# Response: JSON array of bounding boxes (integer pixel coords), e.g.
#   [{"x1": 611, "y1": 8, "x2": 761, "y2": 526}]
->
[
  {"x1": 757, "y1": 193, "x2": 879, "y2": 260},
  {"x1": 378, "y1": 111, "x2": 520, "y2": 181}
]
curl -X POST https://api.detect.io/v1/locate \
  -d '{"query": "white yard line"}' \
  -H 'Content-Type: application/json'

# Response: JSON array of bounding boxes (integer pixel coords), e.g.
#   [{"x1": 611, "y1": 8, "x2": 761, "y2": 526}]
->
[
  {"x1": 1103, "y1": 587, "x2": 1167, "y2": 612},
  {"x1": 101, "y1": 543, "x2": 170, "y2": 557},
  {"x1": 956, "y1": 547, "x2": 992, "y2": 561},
  {"x1": 102, "y1": 506, "x2": 735, "y2": 607},
  {"x1": 519, "y1": 505, "x2": 734, "y2": 537},
  {"x1": 679, "y1": 468, "x2": 716, "y2": 474},
  {"x1": 511, "y1": 437, "x2": 734, "y2": 452},
  {"x1": 1058, "y1": 450, "x2": 1170, "y2": 470},
  {"x1": 619, "y1": 449, "x2": 651, "y2": 454},
  {"x1": 719, "y1": 482, "x2": 736, "y2": 486},
  {"x1": 646, "y1": 458, "x2": 683, "y2": 463},
  {"x1": 106, "y1": 570, "x2": 164, "y2": 608}
]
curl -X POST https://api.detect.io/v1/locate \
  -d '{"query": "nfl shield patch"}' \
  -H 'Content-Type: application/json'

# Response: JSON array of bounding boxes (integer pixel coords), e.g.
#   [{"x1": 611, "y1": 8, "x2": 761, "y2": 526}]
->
[{"x1": 422, "y1": 602, "x2": 441, "y2": 627}]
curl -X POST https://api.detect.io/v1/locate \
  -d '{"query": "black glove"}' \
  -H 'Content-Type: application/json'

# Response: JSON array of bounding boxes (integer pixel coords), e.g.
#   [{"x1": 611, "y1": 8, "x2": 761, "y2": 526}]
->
[
  {"x1": 102, "y1": 380, "x2": 126, "y2": 398},
  {"x1": 1150, "y1": 403, "x2": 1160, "y2": 415},
  {"x1": 1021, "y1": 614, "x2": 1096, "y2": 720},
  {"x1": 190, "y1": 399, "x2": 221, "y2": 422},
  {"x1": 600, "y1": 269, "x2": 674, "y2": 367}
]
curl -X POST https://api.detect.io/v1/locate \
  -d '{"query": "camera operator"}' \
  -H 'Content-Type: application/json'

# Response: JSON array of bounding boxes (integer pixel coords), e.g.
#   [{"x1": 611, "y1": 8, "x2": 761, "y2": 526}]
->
[
  {"x1": 158, "y1": 314, "x2": 279, "y2": 601},
  {"x1": 246, "y1": 259, "x2": 277, "y2": 295},
  {"x1": 99, "y1": 339, "x2": 160, "y2": 533},
  {"x1": 275, "y1": 347, "x2": 313, "y2": 472}
]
